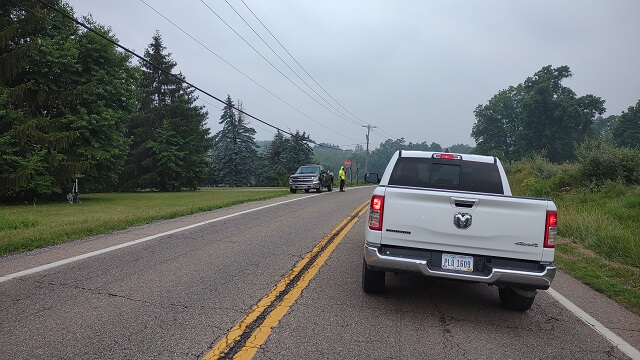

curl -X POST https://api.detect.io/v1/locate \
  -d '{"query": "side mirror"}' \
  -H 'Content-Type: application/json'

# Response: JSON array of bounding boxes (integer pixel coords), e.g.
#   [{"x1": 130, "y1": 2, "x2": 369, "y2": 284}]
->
[{"x1": 365, "y1": 172, "x2": 380, "y2": 184}]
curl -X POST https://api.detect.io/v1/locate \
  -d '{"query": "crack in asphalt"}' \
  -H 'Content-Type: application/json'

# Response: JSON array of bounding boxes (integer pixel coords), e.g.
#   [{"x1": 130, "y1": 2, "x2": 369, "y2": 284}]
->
[
  {"x1": 33, "y1": 279, "x2": 246, "y2": 314},
  {"x1": 427, "y1": 294, "x2": 470, "y2": 360},
  {"x1": 604, "y1": 345, "x2": 625, "y2": 359}
]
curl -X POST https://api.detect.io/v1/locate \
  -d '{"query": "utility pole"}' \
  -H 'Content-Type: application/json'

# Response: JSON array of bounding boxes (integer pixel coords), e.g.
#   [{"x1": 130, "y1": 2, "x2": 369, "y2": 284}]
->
[{"x1": 362, "y1": 124, "x2": 377, "y2": 174}]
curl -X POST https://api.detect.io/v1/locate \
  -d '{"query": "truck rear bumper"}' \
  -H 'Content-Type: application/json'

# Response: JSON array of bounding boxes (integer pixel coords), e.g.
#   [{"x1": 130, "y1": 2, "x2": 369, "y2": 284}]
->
[{"x1": 364, "y1": 243, "x2": 556, "y2": 289}]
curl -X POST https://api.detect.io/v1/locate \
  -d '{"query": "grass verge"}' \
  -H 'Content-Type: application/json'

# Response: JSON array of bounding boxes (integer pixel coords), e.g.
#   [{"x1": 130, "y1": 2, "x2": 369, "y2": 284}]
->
[
  {"x1": 554, "y1": 187, "x2": 640, "y2": 315},
  {"x1": 0, "y1": 188, "x2": 288, "y2": 256},
  {"x1": 507, "y1": 156, "x2": 640, "y2": 314},
  {"x1": 555, "y1": 236, "x2": 640, "y2": 315}
]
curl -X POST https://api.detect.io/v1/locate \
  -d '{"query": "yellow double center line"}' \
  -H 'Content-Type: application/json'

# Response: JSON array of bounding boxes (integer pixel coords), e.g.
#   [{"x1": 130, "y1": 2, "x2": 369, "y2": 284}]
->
[{"x1": 204, "y1": 201, "x2": 370, "y2": 360}]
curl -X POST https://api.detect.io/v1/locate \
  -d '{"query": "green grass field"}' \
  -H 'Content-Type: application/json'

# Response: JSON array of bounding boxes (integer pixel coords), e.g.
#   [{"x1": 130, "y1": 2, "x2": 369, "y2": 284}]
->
[
  {"x1": 0, "y1": 188, "x2": 288, "y2": 256},
  {"x1": 552, "y1": 186, "x2": 640, "y2": 314},
  {"x1": 507, "y1": 158, "x2": 640, "y2": 314}
]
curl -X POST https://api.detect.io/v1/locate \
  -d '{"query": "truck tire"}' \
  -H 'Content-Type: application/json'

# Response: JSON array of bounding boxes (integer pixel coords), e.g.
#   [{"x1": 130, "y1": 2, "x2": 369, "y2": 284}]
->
[
  {"x1": 304, "y1": 189, "x2": 310, "y2": 193},
  {"x1": 362, "y1": 259, "x2": 385, "y2": 294},
  {"x1": 327, "y1": 182, "x2": 333, "y2": 191},
  {"x1": 499, "y1": 287, "x2": 536, "y2": 311},
  {"x1": 290, "y1": 188, "x2": 296, "y2": 194},
  {"x1": 316, "y1": 186, "x2": 322, "y2": 193}
]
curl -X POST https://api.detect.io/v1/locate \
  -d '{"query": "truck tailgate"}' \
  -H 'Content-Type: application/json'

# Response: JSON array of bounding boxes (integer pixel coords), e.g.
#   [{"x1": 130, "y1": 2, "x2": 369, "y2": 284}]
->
[{"x1": 381, "y1": 187, "x2": 550, "y2": 261}]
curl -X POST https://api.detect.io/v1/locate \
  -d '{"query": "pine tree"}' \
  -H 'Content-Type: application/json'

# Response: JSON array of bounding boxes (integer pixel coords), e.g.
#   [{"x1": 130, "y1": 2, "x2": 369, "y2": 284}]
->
[
  {"x1": 211, "y1": 96, "x2": 258, "y2": 186},
  {"x1": 283, "y1": 131, "x2": 314, "y2": 174},
  {"x1": 152, "y1": 85, "x2": 210, "y2": 191},
  {"x1": 122, "y1": 31, "x2": 209, "y2": 191},
  {"x1": 262, "y1": 131, "x2": 289, "y2": 186},
  {"x1": 0, "y1": 1, "x2": 91, "y2": 201}
]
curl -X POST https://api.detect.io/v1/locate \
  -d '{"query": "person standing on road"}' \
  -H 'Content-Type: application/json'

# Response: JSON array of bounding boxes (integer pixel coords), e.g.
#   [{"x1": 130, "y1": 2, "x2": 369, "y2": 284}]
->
[{"x1": 339, "y1": 166, "x2": 346, "y2": 192}]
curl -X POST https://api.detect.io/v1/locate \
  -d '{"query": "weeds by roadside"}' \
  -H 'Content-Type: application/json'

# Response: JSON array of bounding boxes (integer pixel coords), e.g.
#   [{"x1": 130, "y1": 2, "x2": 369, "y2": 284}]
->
[{"x1": 507, "y1": 152, "x2": 640, "y2": 314}]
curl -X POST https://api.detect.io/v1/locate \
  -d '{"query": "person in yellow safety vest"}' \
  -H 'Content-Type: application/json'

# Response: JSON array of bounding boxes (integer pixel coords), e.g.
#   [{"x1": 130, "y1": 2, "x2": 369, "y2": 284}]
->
[{"x1": 339, "y1": 166, "x2": 346, "y2": 192}]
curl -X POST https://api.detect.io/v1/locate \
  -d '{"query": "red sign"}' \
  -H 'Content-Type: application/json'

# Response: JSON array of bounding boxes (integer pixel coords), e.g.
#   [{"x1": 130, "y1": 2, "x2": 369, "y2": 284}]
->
[{"x1": 345, "y1": 159, "x2": 352, "y2": 167}]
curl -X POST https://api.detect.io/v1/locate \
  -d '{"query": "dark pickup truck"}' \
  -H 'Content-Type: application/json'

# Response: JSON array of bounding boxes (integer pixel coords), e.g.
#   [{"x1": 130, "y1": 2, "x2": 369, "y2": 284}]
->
[{"x1": 289, "y1": 165, "x2": 333, "y2": 193}]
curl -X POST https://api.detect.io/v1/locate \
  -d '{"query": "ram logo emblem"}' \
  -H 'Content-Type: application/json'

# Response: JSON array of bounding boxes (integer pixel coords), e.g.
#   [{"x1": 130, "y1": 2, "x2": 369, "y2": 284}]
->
[{"x1": 453, "y1": 212, "x2": 472, "y2": 229}]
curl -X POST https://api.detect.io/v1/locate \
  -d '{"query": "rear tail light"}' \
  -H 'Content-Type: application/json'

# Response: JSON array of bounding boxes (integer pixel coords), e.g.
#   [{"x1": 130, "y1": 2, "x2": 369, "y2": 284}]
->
[
  {"x1": 369, "y1": 195, "x2": 384, "y2": 231},
  {"x1": 544, "y1": 211, "x2": 557, "y2": 248}
]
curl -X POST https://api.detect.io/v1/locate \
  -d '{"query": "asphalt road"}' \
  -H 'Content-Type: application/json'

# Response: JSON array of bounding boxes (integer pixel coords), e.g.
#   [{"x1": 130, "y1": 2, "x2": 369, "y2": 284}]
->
[{"x1": 0, "y1": 186, "x2": 638, "y2": 359}]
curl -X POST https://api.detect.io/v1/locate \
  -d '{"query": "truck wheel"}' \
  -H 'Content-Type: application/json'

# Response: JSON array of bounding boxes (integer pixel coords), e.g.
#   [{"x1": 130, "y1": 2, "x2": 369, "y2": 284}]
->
[
  {"x1": 316, "y1": 186, "x2": 322, "y2": 193},
  {"x1": 499, "y1": 287, "x2": 536, "y2": 311},
  {"x1": 362, "y1": 259, "x2": 385, "y2": 294},
  {"x1": 290, "y1": 188, "x2": 296, "y2": 194},
  {"x1": 327, "y1": 183, "x2": 333, "y2": 192},
  {"x1": 304, "y1": 189, "x2": 310, "y2": 193}
]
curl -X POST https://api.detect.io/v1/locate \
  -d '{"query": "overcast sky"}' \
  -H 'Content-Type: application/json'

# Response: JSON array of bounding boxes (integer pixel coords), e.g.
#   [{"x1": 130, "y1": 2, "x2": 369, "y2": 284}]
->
[{"x1": 65, "y1": 0, "x2": 640, "y2": 150}]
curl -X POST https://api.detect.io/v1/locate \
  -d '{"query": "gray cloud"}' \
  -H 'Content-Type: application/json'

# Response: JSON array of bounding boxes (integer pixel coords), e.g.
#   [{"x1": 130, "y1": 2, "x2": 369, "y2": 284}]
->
[{"x1": 66, "y1": 0, "x2": 640, "y2": 149}]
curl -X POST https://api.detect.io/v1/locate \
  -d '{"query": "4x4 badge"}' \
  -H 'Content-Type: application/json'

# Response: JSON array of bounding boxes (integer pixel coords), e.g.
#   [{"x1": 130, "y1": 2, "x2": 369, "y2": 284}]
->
[{"x1": 453, "y1": 212, "x2": 472, "y2": 229}]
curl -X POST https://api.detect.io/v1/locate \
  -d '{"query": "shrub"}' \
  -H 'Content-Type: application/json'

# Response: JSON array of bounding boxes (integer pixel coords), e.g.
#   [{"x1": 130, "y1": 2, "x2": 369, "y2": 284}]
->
[
  {"x1": 577, "y1": 138, "x2": 640, "y2": 185},
  {"x1": 507, "y1": 153, "x2": 578, "y2": 197}
]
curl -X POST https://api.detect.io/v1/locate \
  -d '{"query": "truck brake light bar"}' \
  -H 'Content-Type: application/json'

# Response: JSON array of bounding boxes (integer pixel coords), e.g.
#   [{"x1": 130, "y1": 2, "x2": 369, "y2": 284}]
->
[{"x1": 433, "y1": 153, "x2": 462, "y2": 160}]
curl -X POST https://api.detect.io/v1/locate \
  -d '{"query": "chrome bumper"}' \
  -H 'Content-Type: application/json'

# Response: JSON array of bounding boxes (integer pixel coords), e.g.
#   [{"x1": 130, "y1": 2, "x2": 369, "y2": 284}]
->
[
  {"x1": 289, "y1": 182, "x2": 320, "y2": 189},
  {"x1": 364, "y1": 243, "x2": 556, "y2": 289}
]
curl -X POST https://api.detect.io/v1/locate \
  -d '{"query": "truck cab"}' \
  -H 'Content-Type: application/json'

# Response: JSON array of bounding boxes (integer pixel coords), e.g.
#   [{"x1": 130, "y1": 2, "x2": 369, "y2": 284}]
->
[{"x1": 289, "y1": 165, "x2": 334, "y2": 193}]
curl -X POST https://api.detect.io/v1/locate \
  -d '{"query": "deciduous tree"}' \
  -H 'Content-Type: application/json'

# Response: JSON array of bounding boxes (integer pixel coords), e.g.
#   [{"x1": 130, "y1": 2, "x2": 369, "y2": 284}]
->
[
  {"x1": 66, "y1": 16, "x2": 139, "y2": 192},
  {"x1": 612, "y1": 100, "x2": 640, "y2": 149},
  {"x1": 471, "y1": 65, "x2": 605, "y2": 162}
]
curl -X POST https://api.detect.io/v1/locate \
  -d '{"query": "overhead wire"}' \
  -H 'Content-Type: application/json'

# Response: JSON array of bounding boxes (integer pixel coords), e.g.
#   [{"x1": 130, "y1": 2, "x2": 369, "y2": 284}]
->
[
  {"x1": 139, "y1": 0, "x2": 360, "y2": 144},
  {"x1": 237, "y1": 0, "x2": 365, "y2": 125},
  {"x1": 29, "y1": 0, "x2": 351, "y2": 151},
  {"x1": 236, "y1": 0, "x2": 399, "y2": 141},
  {"x1": 140, "y1": 0, "x2": 357, "y2": 146},
  {"x1": 219, "y1": 0, "x2": 359, "y2": 127},
  {"x1": 197, "y1": 0, "x2": 362, "y2": 130},
  {"x1": 375, "y1": 127, "x2": 396, "y2": 140},
  {"x1": 200, "y1": 99, "x2": 274, "y2": 134}
]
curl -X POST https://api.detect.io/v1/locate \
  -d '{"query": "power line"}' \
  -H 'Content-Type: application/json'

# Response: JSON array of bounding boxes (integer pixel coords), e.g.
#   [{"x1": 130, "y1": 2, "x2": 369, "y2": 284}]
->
[
  {"x1": 139, "y1": 0, "x2": 360, "y2": 144},
  {"x1": 197, "y1": 0, "x2": 361, "y2": 129},
  {"x1": 233, "y1": 1, "x2": 399, "y2": 142},
  {"x1": 220, "y1": 0, "x2": 359, "y2": 127},
  {"x1": 237, "y1": 0, "x2": 368, "y2": 126},
  {"x1": 374, "y1": 126, "x2": 396, "y2": 140},
  {"x1": 30, "y1": 0, "x2": 348, "y2": 151}
]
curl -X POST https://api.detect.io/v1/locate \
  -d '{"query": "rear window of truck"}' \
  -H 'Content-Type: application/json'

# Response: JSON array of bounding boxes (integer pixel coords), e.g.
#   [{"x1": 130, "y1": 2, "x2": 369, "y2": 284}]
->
[{"x1": 388, "y1": 157, "x2": 504, "y2": 194}]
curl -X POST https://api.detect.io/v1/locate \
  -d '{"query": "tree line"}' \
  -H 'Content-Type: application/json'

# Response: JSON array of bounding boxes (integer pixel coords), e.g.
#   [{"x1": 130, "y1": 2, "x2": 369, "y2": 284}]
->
[
  {"x1": 0, "y1": 1, "x2": 317, "y2": 202},
  {"x1": 471, "y1": 65, "x2": 640, "y2": 163},
  {"x1": 7, "y1": 3, "x2": 635, "y2": 203}
]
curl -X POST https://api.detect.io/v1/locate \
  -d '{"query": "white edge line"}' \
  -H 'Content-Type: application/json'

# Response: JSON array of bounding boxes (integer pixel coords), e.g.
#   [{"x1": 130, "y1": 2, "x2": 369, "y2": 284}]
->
[
  {"x1": 0, "y1": 193, "x2": 322, "y2": 283},
  {"x1": 546, "y1": 288, "x2": 640, "y2": 359}
]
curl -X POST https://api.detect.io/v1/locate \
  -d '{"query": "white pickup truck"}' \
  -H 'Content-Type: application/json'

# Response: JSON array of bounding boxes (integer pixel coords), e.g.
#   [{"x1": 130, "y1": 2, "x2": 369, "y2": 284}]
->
[{"x1": 363, "y1": 150, "x2": 557, "y2": 311}]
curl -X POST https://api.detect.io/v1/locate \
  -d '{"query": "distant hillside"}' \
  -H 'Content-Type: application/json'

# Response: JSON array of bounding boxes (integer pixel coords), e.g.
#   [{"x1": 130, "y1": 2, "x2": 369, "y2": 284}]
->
[{"x1": 313, "y1": 146, "x2": 354, "y2": 174}]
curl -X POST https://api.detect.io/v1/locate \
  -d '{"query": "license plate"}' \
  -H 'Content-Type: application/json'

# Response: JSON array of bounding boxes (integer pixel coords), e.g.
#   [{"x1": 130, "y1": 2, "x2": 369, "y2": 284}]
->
[{"x1": 442, "y1": 254, "x2": 473, "y2": 272}]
